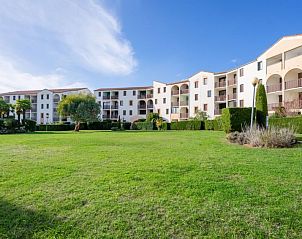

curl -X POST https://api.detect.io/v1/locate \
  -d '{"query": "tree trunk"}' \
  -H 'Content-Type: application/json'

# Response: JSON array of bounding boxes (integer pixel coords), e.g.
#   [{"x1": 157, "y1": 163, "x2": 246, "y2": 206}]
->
[
  {"x1": 23, "y1": 110, "x2": 26, "y2": 125},
  {"x1": 17, "y1": 113, "x2": 21, "y2": 124},
  {"x1": 74, "y1": 122, "x2": 81, "y2": 132}
]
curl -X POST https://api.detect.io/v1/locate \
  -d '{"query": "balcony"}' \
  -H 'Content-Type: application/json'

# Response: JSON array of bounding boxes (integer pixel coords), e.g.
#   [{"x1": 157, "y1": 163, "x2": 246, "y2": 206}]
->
[
  {"x1": 228, "y1": 78, "x2": 237, "y2": 86},
  {"x1": 111, "y1": 115, "x2": 118, "y2": 119},
  {"x1": 138, "y1": 105, "x2": 146, "y2": 110},
  {"x1": 147, "y1": 94, "x2": 153, "y2": 98},
  {"x1": 215, "y1": 95, "x2": 226, "y2": 102},
  {"x1": 147, "y1": 104, "x2": 153, "y2": 109},
  {"x1": 103, "y1": 105, "x2": 110, "y2": 110},
  {"x1": 103, "y1": 95, "x2": 110, "y2": 100},
  {"x1": 111, "y1": 95, "x2": 119, "y2": 100},
  {"x1": 171, "y1": 102, "x2": 179, "y2": 107},
  {"x1": 180, "y1": 89, "x2": 189, "y2": 94},
  {"x1": 214, "y1": 109, "x2": 222, "y2": 115},
  {"x1": 171, "y1": 90, "x2": 179, "y2": 95},
  {"x1": 102, "y1": 115, "x2": 111, "y2": 119},
  {"x1": 215, "y1": 81, "x2": 226, "y2": 88},
  {"x1": 111, "y1": 105, "x2": 118, "y2": 110},
  {"x1": 180, "y1": 113, "x2": 188, "y2": 119},
  {"x1": 180, "y1": 101, "x2": 189, "y2": 106},
  {"x1": 267, "y1": 84, "x2": 282, "y2": 93},
  {"x1": 285, "y1": 79, "x2": 302, "y2": 90},
  {"x1": 228, "y1": 94, "x2": 237, "y2": 101},
  {"x1": 137, "y1": 95, "x2": 146, "y2": 99}
]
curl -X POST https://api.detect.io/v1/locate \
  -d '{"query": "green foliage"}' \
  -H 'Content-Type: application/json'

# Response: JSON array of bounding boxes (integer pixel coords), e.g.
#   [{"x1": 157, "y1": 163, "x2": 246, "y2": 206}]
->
[
  {"x1": 162, "y1": 122, "x2": 171, "y2": 130},
  {"x1": 205, "y1": 117, "x2": 223, "y2": 131},
  {"x1": 15, "y1": 99, "x2": 31, "y2": 123},
  {"x1": 269, "y1": 116, "x2": 302, "y2": 134},
  {"x1": 122, "y1": 122, "x2": 131, "y2": 130},
  {"x1": 221, "y1": 108, "x2": 252, "y2": 133},
  {"x1": 146, "y1": 113, "x2": 160, "y2": 122},
  {"x1": 155, "y1": 118, "x2": 164, "y2": 130},
  {"x1": 170, "y1": 120, "x2": 204, "y2": 130},
  {"x1": 255, "y1": 83, "x2": 268, "y2": 127},
  {"x1": 36, "y1": 124, "x2": 75, "y2": 131},
  {"x1": 192, "y1": 110, "x2": 208, "y2": 121},
  {"x1": 57, "y1": 94, "x2": 100, "y2": 130},
  {"x1": 0, "y1": 99, "x2": 9, "y2": 118},
  {"x1": 24, "y1": 119, "x2": 36, "y2": 132},
  {"x1": 132, "y1": 121, "x2": 154, "y2": 130}
]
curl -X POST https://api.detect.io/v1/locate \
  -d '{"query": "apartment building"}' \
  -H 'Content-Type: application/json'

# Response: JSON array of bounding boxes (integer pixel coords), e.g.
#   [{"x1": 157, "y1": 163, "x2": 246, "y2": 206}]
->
[
  {"x1": 95, "y1": 34, "x2": 302, "y2": 122},
  {"x1": 0, "y1": 88, "x2": 90, "y2": 124}
]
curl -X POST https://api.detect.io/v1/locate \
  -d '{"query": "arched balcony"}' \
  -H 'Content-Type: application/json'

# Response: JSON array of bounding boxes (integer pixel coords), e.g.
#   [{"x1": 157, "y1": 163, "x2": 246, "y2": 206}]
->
[
  {"x1": 180, "y1": 84, "x2": 189, "y2": 94},
  {"x1": 284, "y1": 68, "x2": 302, "y2": 111},
  {"x1": 138, "y1": 100, "x2": 146, "y2": 110},
  {"x1": 266, "y1": 74, "x2": 282, "y2": 93},
  {"x1": 284, "y1": 68, "x2": 302, "y2": 90},
  {"x1": 147, "y1": 99, "x2": 153, "y2": 109},
  {"x1": 171, "y1": 85, "x2": 179, "y2": 95}
]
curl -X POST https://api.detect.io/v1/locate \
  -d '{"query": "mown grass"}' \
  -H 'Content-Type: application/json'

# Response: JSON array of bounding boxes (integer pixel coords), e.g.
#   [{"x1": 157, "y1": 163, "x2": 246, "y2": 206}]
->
[{"x1": 0, "y1": 131, "x2": 301, "y2": 238}]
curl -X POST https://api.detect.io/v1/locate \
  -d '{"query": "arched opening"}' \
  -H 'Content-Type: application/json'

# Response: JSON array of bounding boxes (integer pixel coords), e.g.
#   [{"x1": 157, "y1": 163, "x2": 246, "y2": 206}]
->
[
  {"x1": 171, "y1": 85, "x2": 179, "y2": 95},
  {"x1": 284, "y1": 68, "x2": 302, "y2": 111},
  {"x1": 180, "y1": 107, "x2": 189, "y2": 119},
  {"x1": 147, "y1": 99, "x2": 153, "y2": 109},
  {"x1": 284, "y1": 68, "x2": 302, "y2": 90},
  {"x1": 138, "y1": 100, "x2": 147, "y2": 115},
  {"x1": 266, "y1": 74, "x2": 282, "y2": 93},
  {"x1": 180, "y1": 84, "x2": 189, "y2": 94}
]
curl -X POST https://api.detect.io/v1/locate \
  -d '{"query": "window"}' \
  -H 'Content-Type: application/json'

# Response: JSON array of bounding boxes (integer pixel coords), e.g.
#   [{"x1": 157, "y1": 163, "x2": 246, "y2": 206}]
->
[
  {"x1": 203, "y1": 104, "x2": 208, "y2": 111},
  {"x1": 41, "y1": 113, "x2": 44, "y2": 119},
  {"x1": 98, "y1": 92, "x2": 101, "y2": 97},
  {"x1": 207, "y1": 90, "x2": 211, "y2": 97},
  {"x1": 239, "y1": 68, "x2": 244, "y2": 77},
  {"x1": 129, "y1": 110, "x2": 132, "y2": 115},
  {"x1": 46, "y1": 104, "x2": 49, "y2": 109},
  {"x1": 46, "y1": 94, "x2": 49, "y2": 100},
  {"x1": 123, "y1": 110, "x2": 126, "y2": 116},
  {"x1": 203, "y1": 78, "x2": 207, "y2": 85},
  {"x1": 166, "y1": 109, "x2": 169, "y2": 114},
  {"x1": 194, "y1": 107, "x2": 198, "y2": 113},
  {"x1": 120, "y1": 100, "x2": 123, "y2": 106},
  {"x1": 129, "y1": 100, "x2": 133, "y2": 106},
  {"x1": 158, "y1": 88, "x2": 160, "y2": 94},
  {"x1": 41, "y1": 95, "x2": 44, "y2": 100},
  {"x1": 155, "y1": 99, "x2": 157, "y2": 104},
  {"x1": 157, "y1": 109, "x2": 160, "y2": 114},
  {"x1": 240, "y1": 84, "x2": 244, "y2": 92},
  {"x1": 41, "y1": 104, "x2": 44, "y2": 109},
  {"x1": 163, "y1": 87, "x2": 166, "y2": 93},
  {"x1": 13, "y1": 96, "x2": 16, "y2": 100},
  {"x1": 194, "y1": 81, "x2": 198, "y2": 88},
  {"x1": 123, "y1": 91, "x2": 127, "y2": 96},
  {"x1": 133, "y1": 90, "x2": 136, "y2": 96},
  {"x1": 163, "y1": 98, "x2": 166, "y2": 104},
  {"x1": 195, "y1": 94, "x2": 198, "y2": 101},
  {"x1": 257, "y1": 61, "x2": 263, "y2": 71},
  {"x1": 240, "y1": 100, "x2": 244, "y2": 107},
  {"x1": 18, "y1": 95, "x2": 21, "y2": 100}
]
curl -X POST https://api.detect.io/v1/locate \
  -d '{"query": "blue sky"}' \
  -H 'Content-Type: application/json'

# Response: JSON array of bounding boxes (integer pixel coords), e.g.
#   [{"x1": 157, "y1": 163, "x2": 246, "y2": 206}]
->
[{"x1": 0, "y1": 0, "x2": 301, "y2": 92}]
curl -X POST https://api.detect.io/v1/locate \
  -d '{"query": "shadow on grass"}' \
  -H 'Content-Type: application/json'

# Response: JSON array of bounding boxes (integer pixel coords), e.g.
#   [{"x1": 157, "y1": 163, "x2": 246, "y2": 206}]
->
[{"x1": 0, "y1": 199, "x2": 73, "y2": 238}]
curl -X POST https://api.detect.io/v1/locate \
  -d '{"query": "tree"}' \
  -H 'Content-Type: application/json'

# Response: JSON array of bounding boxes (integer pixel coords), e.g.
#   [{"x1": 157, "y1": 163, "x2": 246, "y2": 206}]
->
[
  {"x1": 155, "y1": 118, "x2": 163, "y2": 130},
  {"x1": 57, "y1": 94, "x2": 100, "y2": 131},
  {"x1": 15, "y1": 99, "x2": 32, "y2": 124},
  {"x1": 192, "y1": 110, "x2": 208, "y2": 121},
  {"x1": 0, "y1": 98, "x2": 9, "y2": 118},
  {"x1": 255, "y1": 82, "x2": 268, "y2": 127}
]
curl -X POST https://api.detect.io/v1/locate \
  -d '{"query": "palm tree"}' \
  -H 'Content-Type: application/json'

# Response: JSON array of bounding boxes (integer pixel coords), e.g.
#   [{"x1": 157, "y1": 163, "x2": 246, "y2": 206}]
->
[
  {"x1": 15, "y1": 99, "x2": 31, "y2": 124},
  {"x1": 0, "y1": 99, "x2": 9, "y2": 118}
]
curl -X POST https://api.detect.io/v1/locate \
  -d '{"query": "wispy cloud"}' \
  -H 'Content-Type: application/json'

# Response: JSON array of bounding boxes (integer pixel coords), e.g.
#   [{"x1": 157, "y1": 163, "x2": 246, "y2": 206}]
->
[
  {"x1": 231, "y1": 59, "x2": 238, "y2": 63},
  {"x1": 0, "y1": 0, "x2": 137, "y2": 92}
]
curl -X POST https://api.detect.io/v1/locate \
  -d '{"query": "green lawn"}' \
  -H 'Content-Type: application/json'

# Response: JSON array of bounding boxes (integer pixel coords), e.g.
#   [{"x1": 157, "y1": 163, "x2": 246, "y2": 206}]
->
[{"x1": 0, "y1": 131, "x2": 301, "y2": 238}]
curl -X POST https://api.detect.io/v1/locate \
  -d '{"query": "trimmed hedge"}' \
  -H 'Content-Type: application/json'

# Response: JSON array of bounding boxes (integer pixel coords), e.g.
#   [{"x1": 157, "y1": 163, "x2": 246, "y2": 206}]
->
[
  {"x1": 132, "y1": 122, "x2": 154, "y2": 130},
  {"x1": 36, "y1": 124, "x2": 75, "y2": 131},
  {"x1": 122, "y1": 122, "x2": 131, "y2": 130},
  {"x1": 162, "y1": 122, "x2": 171, "y2": 130},
  {"x1": 222, "y1": 107, "x2": 252, "y2": 133},
  {"x1": 170, "y1": 120, "x2": 204, "y2": 130},
  {"x1": 269, "y1": 116, "x2": 302, "y2": 134},
  {"x1": 205, "y1": 118, "x2": 223, "y2": 131},
  {"x1": 24, "y1": 119, "x2": 36, "y2": 132}
]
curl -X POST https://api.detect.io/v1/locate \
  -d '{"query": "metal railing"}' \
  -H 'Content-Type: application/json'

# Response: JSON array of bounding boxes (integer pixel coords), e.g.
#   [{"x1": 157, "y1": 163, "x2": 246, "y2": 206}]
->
[
  {"x1": 180, "y1": 89, "x2": 189, "y2": 94},
  {"x1": 171, "y1": 90, "x2": 179, "y2": 95},
  {"x1": 285, "y1": 78, "x2": 302, "y2": 90},
  {"x1": 180, "y1": 113, "x2": 189, "y2": 119},
  {"x1": 228, "y1": 94, "x2": 237, "y2": 100},
  {"x1": 228, "y1": 78, "x2": 237, "y2": 86},
  {"x1": 180, "y1": 101, "x2": 189, "y2": 106},
  {"x1": 267, "y1": 84, "x2": 282, "y2": 93},
  {"x1": 171, "y1": 102, "x2": 179, "y2": 107},
  {"x1": 215, "y1": 81, "x2": 226, "y2": 88},
  {"x1": 215, "y1": 95, "x2": 226, "y2": 101}
]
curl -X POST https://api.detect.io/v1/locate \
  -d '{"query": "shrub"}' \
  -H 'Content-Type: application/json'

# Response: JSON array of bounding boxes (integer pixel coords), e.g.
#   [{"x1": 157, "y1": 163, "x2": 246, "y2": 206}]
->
[
  {"x1": 226, "y1": 131, "x2": 248, "y2": 145},
  {"x1": 24, "y1": 119, "x2": 36, "y2": 132},
  {"x1": 170, "y1": 120, "x2": 204, "y2": 130},
  {"x1": 162, "y1": 122, "x2": 171, "y2": 130},
  {"x1": 269, "y1": 116, "x2": 302, "y2": 134},
  {"x1": 222, "y1": 107, "x2": 252, "y2": 133},
  {"x1": 255, "y1": 83, "x2": 268, "y2": 127},
  {"x1": 205, "y1": 118, "x2": 223, "y2": 131},
  {"x1": 36, "y1": 124, "x2": 75, "y2": 131},
  {"x1": 132, "y1": 122, "x2": 154, "y2": 130},
  {"x1": 122, "y1": 122, "x2": 131, "y2": 130}
]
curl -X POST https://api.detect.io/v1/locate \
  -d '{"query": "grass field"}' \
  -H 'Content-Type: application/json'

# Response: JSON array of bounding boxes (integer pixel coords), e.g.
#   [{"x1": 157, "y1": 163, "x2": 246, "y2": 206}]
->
[{"x1": 0, "y1": 131, "x2": 302, "y2": 238}]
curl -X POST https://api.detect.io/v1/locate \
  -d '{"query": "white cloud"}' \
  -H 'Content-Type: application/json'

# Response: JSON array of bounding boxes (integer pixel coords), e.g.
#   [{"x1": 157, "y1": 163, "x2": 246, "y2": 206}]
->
[
  {"x1": 0, "y1": 56, "x2": 86, "y2": 93},
  {"x1": 0, "y1": 0, "x2": 137, "y2": 92},
  {"x1": 231, "y1": 59, "x2": 238, "y2": 63}
]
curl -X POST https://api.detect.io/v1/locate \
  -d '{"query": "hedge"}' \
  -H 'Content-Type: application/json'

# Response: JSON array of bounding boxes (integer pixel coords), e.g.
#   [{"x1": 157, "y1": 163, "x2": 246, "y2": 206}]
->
[
  {"x1": 132, "y1": 121, "x2": 154, "y2": 130},
  {"x1": 205, "y1": 118, "x2": 223, "y2": 131},
  {"x1": 36, "y1": 124, "x2": 75, "y2": 131},
  {"x1": 269, "y1": 116, "x2": 302, "y2": 134},
  {"x1": 221, "y1": 107, "x2": 252, "y2": 133},
  {"x1": 170, "y1": 120, "x2": 204, "y2": 130}
]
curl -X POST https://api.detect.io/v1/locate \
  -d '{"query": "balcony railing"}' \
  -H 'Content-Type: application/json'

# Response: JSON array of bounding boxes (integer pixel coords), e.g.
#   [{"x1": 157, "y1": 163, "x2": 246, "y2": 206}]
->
[
  {"x1": 138, "y1": 105, "x2": 146, "y2": 109},
  {"x1": 180, "y1": 113, "x2": 188, "y2": 119},
  {"x1": 284, "y1": 99, "x2": 302, "y2": 109},
  {"x1": 111, "y1": 115, "x2": 118, "y2": 119},
  {"x1": 228, "y1": 94, "x2": 237, "y2": 101},
  {"x1": 180, "y1": 89, "x2": 189, "y2": 94},
  {"x1": 171, "y1": 90, "x2": 179, "y2": 95},
  {"x1": 102, "y1": 115, "x2": 111, "y2": 119},
  {"x1": 137, "y1": 95, "x2": 146, "y2": 99},
  {"x1": 267, "y1": 84, "x2": 282, "y2": 93},
  {"x1": 111, "y1": 95, "x2": 119, "y2": 100},
  {"x1": 215, "y1": 95, "x2": 226, "y2": 101},
  {"x1": 214, "y1": 109, "x2": 222, "y2": 115},
  {"x1": 180, "y1": 101, "x2": 189, "y2": 106},
  {"x1": 103, "y1": 95, "x2": 110, "y2": 100},
  {"x1": 228, "y1": 78, "x2": 237, "y2": 86},
  {"x1": 285, "y1": 79, "x2": 302, "y2": 90},
  {"x1": 111, "y1": 105, "x2": 118, "y2": 109},
  {"x1": 215, "y1": 81, "x2": 226, "y2": 88},
  {"x1": 147, "y1": 94, "x2": 153, "y2": 98},
  {"x1": 147, "y1": 104, "x2": 153, "y2": 108},
  {"x1": 171, "y1": 102, "x2": 179, "y2": 107},
  {"x1": 268, "y1": 102, "x2": 282, "y2": 111},
  {"x1": 103, "y1": 105, "x2": 110, "y2": 110}
]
